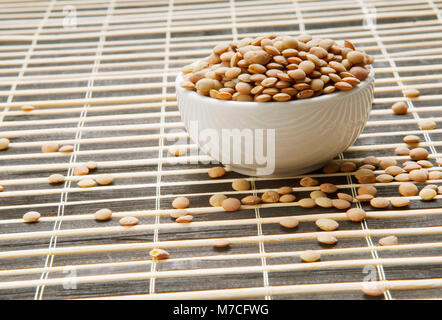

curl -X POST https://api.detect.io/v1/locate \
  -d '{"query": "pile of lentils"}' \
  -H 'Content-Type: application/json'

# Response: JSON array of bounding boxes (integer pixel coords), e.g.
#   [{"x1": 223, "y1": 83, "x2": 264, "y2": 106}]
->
[{"x1": 180, "y1": 34, "x2": 374, "y2": 102}]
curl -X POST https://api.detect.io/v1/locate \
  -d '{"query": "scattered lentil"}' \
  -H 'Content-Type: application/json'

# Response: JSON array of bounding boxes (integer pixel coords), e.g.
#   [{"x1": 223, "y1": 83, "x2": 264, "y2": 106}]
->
[
  {"x1": 241, "y1": 195, "x2": 261, "y2": 205},
  {"x1": 404, "y1": 88, "x2": 419, "y2": 98},
  {"x1": 395, "y1": 173, "x2": 410, "y2": 182},
  {"x1": 21, "y1": 104, "x2": 35, "y2": 112},
  {"x1": 280, "y1": 194, "x2": 296, "y2": 203},
  {"x1": 379, "y1": 158, "x2": 397, "y2": 169},
  {"x1": 417, "y1": 160, "x2": 433, "y2": 168},
  {"x1": 409, "y1": 169, "x2": 428, "y2": 182},
  {"x1": 222, "y1": 198, "x2": 241, "y2": 211},
  {"x1": 376, "y1": 174, "x2": 394, "y2": 183},
  {"x1": 358, "y1": 185, "x2": 377, "y2": 196},
  {"x1": 362, "y1": 156, "x2": 380, "y2": 167},
  {"x1": 322, "y1": 161, "x2": 340, "y2": 173},
  {"x1": 403, "y1": 135, "x2": 420, "y2": 145},
  {"x1": 317, "y1": 233, "x2": 338, "y2": 245},
  {"x1": 419, "y1": 188, "x2": 437, "y2": 201},
  {"x1": 356, "y1": 194, "x2": 374, "y2": 202},
  {"x1": 300, "y1": 250, "x2": 321, "y2": 262},
  {"x1": 0, "y1": 138, "x2": 9, "y2": 151},
  {"x1": 315, "y1": 218, "x2": 339, "y2": 231},
  {"x1": 298, "y1": 198, "x2": 316, "y2": 208},
  {"x1": 398, "y1": 182, "x2": 418, "y2": 196},
  {"x1": 41, "y1": 142, "x2": 59, "y2": 153},
  {"x1": 418, "y1": 118, "x2": 437, "y2": 130},
  {"x1": 23, "y1": 211, "x2": 41, "y2": 223},
  {"x1": 299, "y1": 176, "x2": 319, "y2": 187},
  {"x1": 409, "y1": 147, "x2": 429, "y2": 161},
  {"x1": 149, "y1": 248, "x2": 170, "y2": 260},
  {"x1": 172, "y1": 197, "x2": 190, "y2": 209},
  {"x1": 232, "y1": 178, "x2": 250, "y2": 191},
  {"x1": 170, "y1": 209, "x2": 188, "y2": 219},
  {"x1": 48, "y1": 174, "x2": 65, "y2": 184},
  {"x1": 362, "y1": 283, "x2": 385, "y2": 297},
  {"x1": 394, "y1": 146, "x2": 410, "y2": 156},
  {"x1": 94, "y1": 208, "x2": 112, "y2": 221},
  {"x1": 346, "y1": 208, "x2": 367, "y2": 222},
  {"x1": 73, "y1": 165, "x2": 89, "y2": 176},
  {"x1": 337, "y1": 193, "x2": 353, "y2": 202},
  {"x1": 210, "y1": 194, "x2": 228, "y2": 207},
  {"x1": 261, "y1": 190, "x2": 280, "y2": 203},
  {"x1": 340, "y1": 161, "x2": 357, "y2": 172},
  {"x1": 77, "y1": 178, "x2": 96, "y2": 188},
  {"x1": 213, "y1": 239, "x2": 231, "y2": 248},
  {"x1": 390, "y1": 197, "x2": 410, "y2": 207},
  {"x1": 208, "y1": 166, "x2": 226, "y2": 178},
  {"x1": 59, "y1": 145, "x2": 74, "y2": 153},
  {"x1": 391, "y1": 101, "x2": 408, "y2": 115},
  {"x1": 279, "y1": 217, "x2": 299, "y2": 228},
  {"x1": 176, "y1": 215, "x2": 194, "y2": 223},
  {"x1": 319, "y1": 183, "x2": 338, "y2": 193},
  {"x1": 370, "y1": 197, "x2": 390, "y2": 209},
  {"x1": 332, "y1": 199, "x2": 351, "y2": 210},
  {"x1": 95, "y1": 174, "x2": 114, "y2": 185},
  {"x1": 428, "y1": 171, "x2": 442, "y2": 180},
  {"x1": 385, "y1": 166, "x2": 403, "y2": 176},
  {"x1": 315, "y1": 197, "x2": 333, "y2": 208},
  {"x1": 277, "y1": 186, "x2": 293, "y2": 195},
  {"x1": 85, "y1": 161, "x2": 98, "y2": 170},
  {"x1": 119, "y1": 216, "x2": 139, "y2": 226},
  {"x1": 379, "y1": 235, "x2": 398, "y2": 246}
]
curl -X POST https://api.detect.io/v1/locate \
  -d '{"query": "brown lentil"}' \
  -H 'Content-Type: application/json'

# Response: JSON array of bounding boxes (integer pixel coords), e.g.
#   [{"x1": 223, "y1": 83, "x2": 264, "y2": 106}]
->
[
  {"x1": 417, "y1": 160, "x2": 433, "y2": 168},
  {"x1": 23, "y1": 211, "x2": 41, "y2": 223},
  {"x1": 399, "y1": 182, "x2": 418, "y2": 196},
  {"x1": 395, "y1": 173, "x2": 410, "y2": 182},
  {"x1": 119, "y1": 216, "x2": 139, "y2": 226},
  {"x1": 403, "y1": 135, "x2": 420, "y2": 145},
  {"x1": 346, "y1": 208, "x2": 367, "y2": 222},
  {"x1": 149, "y1": 248, "x2": 170, "y2": 261},
  {"x1": 370, "y1": 197, "x2": 390, "y2": 209},
  {"x1": 376, "y1": 174, "x2": 394, "y2": 183},
  {"x1": 48, "y1": 174, "x2": 65, "y2": 184},
  {"x1": 208, "y1": 166, "x2": 226, "y2": 178},
  {"x1": 298, "y1": 198, "x2": 316, "y2": 208},
  {"x1": 340, "y1": 161, "x2": 357, "y2": 172},
  {"x1": 279, "y1": 194, "x2": 296, "y2": 203},
  {"x1": 319, "y1": 183, "x2": 338, "y2": 194},
  {"x1": 73, "y1": 165, "x2": 89, "y2": 176},
  {"x1": 385, "y1": 166, "x2": 404, "y2": 176},
  {"x1": 403, "y1": 162, "x2": 422, "y2": 172},
  {"x1": 358, "y1": 185, "x2": 377, "y2": 196},
  {"x1": 390, "y1": 197, "x2": 410, "y2": 208},
  {"x1": 409, "y1": 169, "x2": 428, "y2": 182},
  {"x1": 213, "y1": 239, "x2": 231, "y2": 248},
  {"x1": 363, "y1": 156, "x2": 380, "y2": 167},
  {"x1": 176, "y1": 215, "x2": 194, "y2": 223},
  {"x1": 170, "y1": 209, "x2": 188, "y2": 219},
  {"x1": 379, "y1": 158, "x2": 397, "y2": 169},
  {"x1": 300, "y1": 176, "x2": 319, "y2": 187},
  {"x1": 322, "y1": 161, "x2": 340, "y2": 173},
  {"x1": 85, "y1": 161, "x2": 98, "y2": 170},
  {"x1": 419, "y1": 119, "x2": 437, "y2": 130},
  {"x1": 77, "y1": 178, "x2": 96, "y2": 188},
  {"x1": 300, "y1": 250, "x2": 321, "y2": 262},
  {"x1": 404, "y1": 88, "x2": 419, "y2": 98},
  {"x1": 222, "y1": 198, "x2": 241, "y2": 211},
  {"x1": 379, "y1": 235, "x2": 398, "y2": 246},
  {"x1": 317, "y1": 233, "x2": 338, "y2": 245},
  {"x1": 356, "y1": 194, "x2": 374, "y2": 202},
  {"x1": 332, "y1": 199, "x2": 351, "y2": 210},
  {"x1": 59, "y1": 145, "x2": 74, "y2": 153},
  {"x1": 241, "y1": 195, "x2": 261, "y2": 205},
  {"x1": 315, "y1": 197, "x2": 333, "y2": 208},
  {"x1": 261, "y1": 190, "x2": 280, "y2": 203},
  {"x1": 362, "y1": 283, "x2": 385, "y2": 297},
  {"x1": 94, "y1": 208, "x2": 112, "y2": 221},
  {"x1": 210, "y1": 194, "x2": 228, "y2": 207},
  {"x1": 316, "y1": 218, "x2": 339, "y2": 231},
  {"x1": 419, "y1": 188, "x2": 437, "y2": 201},
  {"x1": 232, "y1": 178, "x2": 250, "y2": 191},
  {"x1": 360, "y1": 164, "x2": 376, "y2": 171},
  {"x1": 310, "y1": 190, "x2": 327, "y2": 199},
  {"x1": 395, "y1": 146, "x2": 410, "y2": 156},
  {"x1": 21, "y1": 104, "x2": 35, "y2": 112},
  {"x1": 391, "y1": 101, "x2": 408, "y2": 115},
  {"x1": 41, "y1": 142, "x2": 59, "y2": 153},
  {"x1": 337, "y1": 193, "x2": 353, "y2": 202},
  {"x1": 95, "y1": 174, "x2": 114, "y2": 185},
  {"x1": 409, "y1": 147, "x2": 429, "y2": 161},
  {"x1": 279, "y1": 217, "x2": 299, "y2": 228},
  {"x1": 172, "y1": 197, "x2": 190, "y2": 209},
  {"x1": 277, "y1": 186, "x2": 292, "y2": 195},
  {"x1": 428, "y1": 171, "x2": 442, "y2": 180},
  {"x1": 0, "y1": 138, "x2": 9, "y2": 151}
]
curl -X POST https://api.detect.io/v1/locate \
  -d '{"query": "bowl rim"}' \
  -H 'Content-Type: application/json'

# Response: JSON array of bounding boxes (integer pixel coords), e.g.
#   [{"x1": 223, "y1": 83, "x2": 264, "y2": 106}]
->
[{"x1": 175, "y1": 65, "x2": 374, "y2": 109}]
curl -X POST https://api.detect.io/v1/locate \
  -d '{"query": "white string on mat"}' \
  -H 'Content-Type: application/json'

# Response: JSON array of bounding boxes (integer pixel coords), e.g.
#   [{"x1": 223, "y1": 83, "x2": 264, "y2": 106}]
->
[
  {"x1": 150, "y1": 0, "x2": 174, "y2": 296},
  {"x1": 427, "y1": 0, "x2": 442, "y2": 22},
  {"x1": 34, "y1": 0, "x2": 116, "y2": 300}
]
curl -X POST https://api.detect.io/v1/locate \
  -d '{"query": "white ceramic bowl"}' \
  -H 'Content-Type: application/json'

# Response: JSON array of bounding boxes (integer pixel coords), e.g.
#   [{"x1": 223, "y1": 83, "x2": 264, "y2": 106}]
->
[{"x1": 176, "y1": 68, "x2": 374, "y2": 177}]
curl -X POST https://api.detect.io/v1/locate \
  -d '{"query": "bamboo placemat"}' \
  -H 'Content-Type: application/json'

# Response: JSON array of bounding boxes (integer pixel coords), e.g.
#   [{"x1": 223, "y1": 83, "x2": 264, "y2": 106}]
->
[{"x1": 0, "y1": 0, "x2": 441, "y2": 300}]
